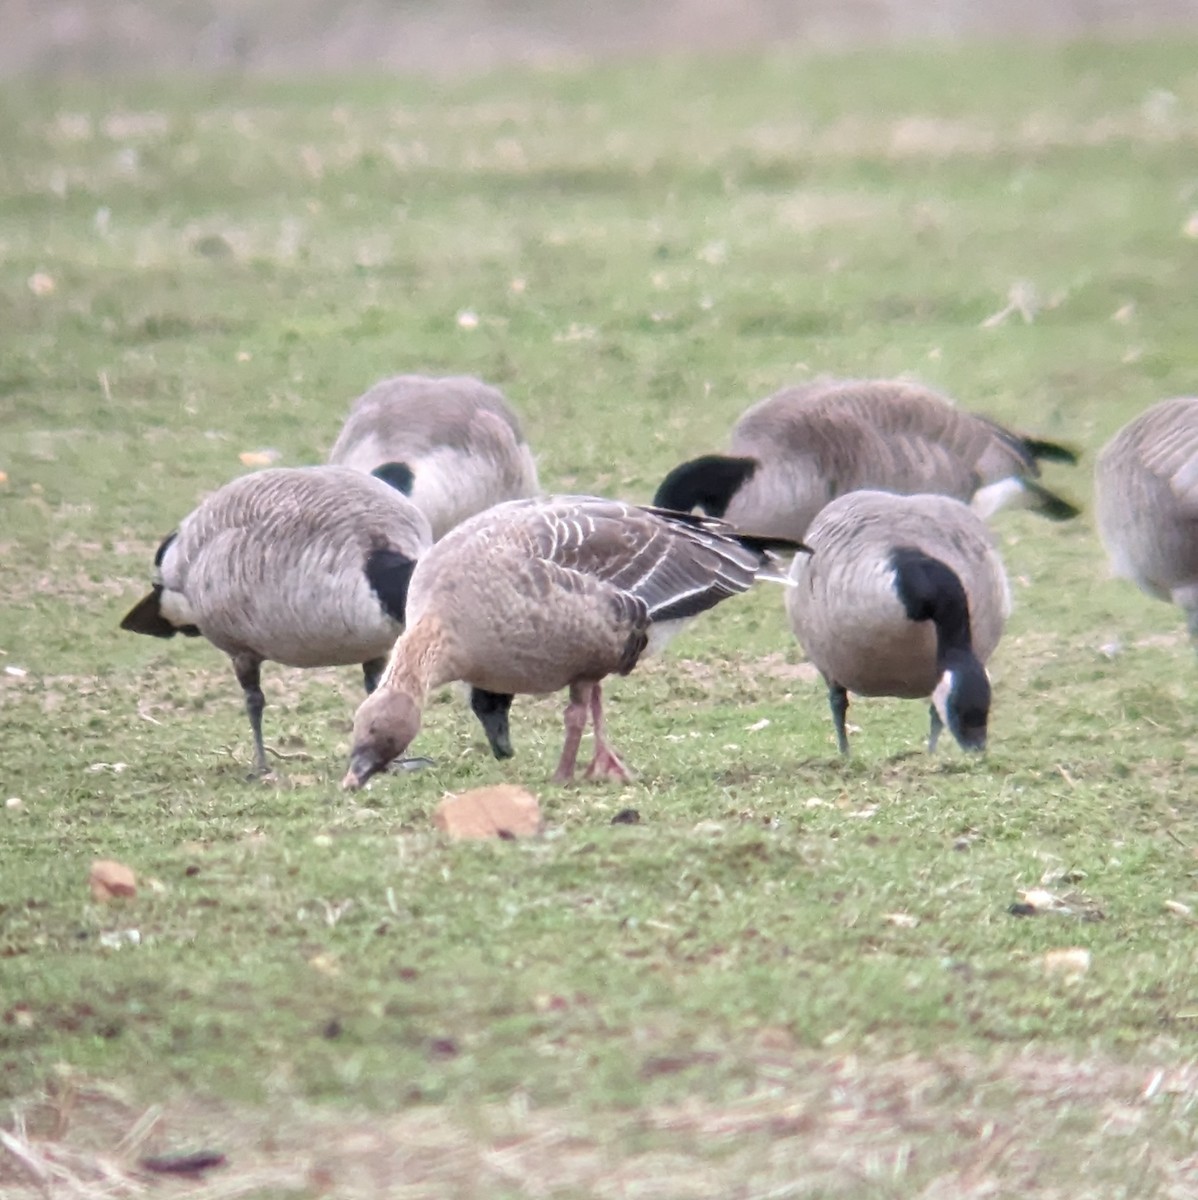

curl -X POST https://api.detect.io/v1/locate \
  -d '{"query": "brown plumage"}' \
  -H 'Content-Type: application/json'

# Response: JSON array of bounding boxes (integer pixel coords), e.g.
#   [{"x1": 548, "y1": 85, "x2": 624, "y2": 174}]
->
[
  {"x1": 327, "y1": 374, "x2": 539, "y2": 540},
  {"x1": 655, "y1": 378, "x2": 1078, "y2": 540},
  {"x1": 342, "y1": 495, "x2": 800, "y2": 788},
  {"x1": 786, "y1": 490, "x2": 1010, "y2": 754},
  {"x1": 120, "y1": 466, "x2": 433, "y2": 776},
  {"x1": 1094, "y1": 396, "x2": 1198, "y2": 646}
]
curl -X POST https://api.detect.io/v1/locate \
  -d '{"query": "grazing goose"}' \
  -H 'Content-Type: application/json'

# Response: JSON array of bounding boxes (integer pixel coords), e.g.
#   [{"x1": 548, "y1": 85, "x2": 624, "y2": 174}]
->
[
  {"x1": 786, "y1": 490, "x2": 1011, "y2": 755},
  {"x1": 655, "y1": 378, "x2": 1079, "y2": 540},
  {"x1": 327, "y1": 374, "x2": 539, "y2": 541},
  {"x1": 121, "y1": 466, "x2": 433, "y2": 776},
  {"x1": 1094, "y1": 396, "x2": 1198, "y2": 646},
  {"x1": 341, "y1": 495, "x2": 802, "y2": 789}
]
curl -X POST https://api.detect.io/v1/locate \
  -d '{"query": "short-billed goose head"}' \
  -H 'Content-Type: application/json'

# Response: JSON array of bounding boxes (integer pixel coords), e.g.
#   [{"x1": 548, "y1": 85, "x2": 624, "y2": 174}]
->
[
  {"x1": 931, "y1": 658, "x2": 991, "y2": 753},
  {"x1": 343, "y1": 688, "x2": 423, "y2": 790}
]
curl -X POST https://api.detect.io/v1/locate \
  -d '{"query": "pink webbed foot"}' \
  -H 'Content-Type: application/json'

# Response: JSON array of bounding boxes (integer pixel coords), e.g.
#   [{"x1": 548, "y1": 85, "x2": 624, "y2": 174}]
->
[{"x1": 583, "y1": 743, "x2": 634, "y2": 783}]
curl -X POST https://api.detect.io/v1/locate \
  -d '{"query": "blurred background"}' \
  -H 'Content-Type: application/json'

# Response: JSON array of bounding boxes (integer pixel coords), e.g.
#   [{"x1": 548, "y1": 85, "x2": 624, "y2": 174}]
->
[{"x1": 4, "y1": 0, "x2": 1198, "y2": 77}]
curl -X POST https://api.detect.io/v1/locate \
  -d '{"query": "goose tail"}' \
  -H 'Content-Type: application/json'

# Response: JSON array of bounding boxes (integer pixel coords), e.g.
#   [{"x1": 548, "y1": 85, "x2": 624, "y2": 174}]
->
[
  {"x1": 971, "y1": 477, "x2": 1080, "y2": 522},
  {"x1": 1021, "y1": 436, "x2": 1079, "y2": 466},
  {"x1": 1021, "y1": 479, "x2": 1081, "y2": 521},
  {"x1": 735, "y1": 532, "x2": 811, "y2": 586}
]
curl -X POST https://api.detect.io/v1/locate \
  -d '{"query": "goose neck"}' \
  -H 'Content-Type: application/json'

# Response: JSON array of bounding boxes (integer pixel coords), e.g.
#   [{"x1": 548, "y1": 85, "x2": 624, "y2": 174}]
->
[{"x1": 383, "y1": 614, "x2": 451, "y2": 700}]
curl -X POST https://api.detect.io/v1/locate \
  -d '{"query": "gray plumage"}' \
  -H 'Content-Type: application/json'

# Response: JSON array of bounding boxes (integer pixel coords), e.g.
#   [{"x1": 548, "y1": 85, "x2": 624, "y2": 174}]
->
[
  {"x1": 327, "y1": 374, "x2": 539, "y2": 540},
  {"x1": 121, "y1": 466, "x2": 433, "y2": 775},
  {"x1": 655, "y1": 378, "x2": 1079, "y2": 540},
  {"x1": 342, "y1": 495, "x2": 799, "y2": 788},
  {"x1": 786, "y1": 490, "x2": 1011, "y2": 754},
  {"x1": 1094, "y1": 396, "x2": 1198, "y2": 645}
]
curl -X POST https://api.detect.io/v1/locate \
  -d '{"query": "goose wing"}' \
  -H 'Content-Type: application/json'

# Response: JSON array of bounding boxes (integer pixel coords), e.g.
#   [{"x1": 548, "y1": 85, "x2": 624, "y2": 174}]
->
[
  {"x1": 519, "y1": 496, "x2": 782, "y2": 623},
  {"x1": 1138, "y1": 400, "x2": 1198, "y2": 511}
]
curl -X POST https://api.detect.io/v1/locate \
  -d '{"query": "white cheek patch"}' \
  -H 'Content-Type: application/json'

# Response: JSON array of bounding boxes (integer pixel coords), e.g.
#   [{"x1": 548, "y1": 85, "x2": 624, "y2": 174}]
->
[
  {"x1": 931, "y1": 669, "x2": 954, "y2": 725},
  {"x1": 159, "y1": 589, "x2": 196, "y2": 628}
]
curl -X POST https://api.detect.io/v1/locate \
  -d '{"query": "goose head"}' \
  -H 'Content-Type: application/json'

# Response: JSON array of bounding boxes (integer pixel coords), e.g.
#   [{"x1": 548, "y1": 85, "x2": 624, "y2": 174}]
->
[
  {"x1": 343, "y1": 688, "x2": 423, "y2": 789},
  {"x1": 931, "y1": 656, "x2": 991, "y2": 752}
]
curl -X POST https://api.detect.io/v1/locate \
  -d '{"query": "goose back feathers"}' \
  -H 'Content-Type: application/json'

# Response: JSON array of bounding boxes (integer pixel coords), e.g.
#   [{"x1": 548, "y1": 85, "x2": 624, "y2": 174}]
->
[
  {"x1": 121, "y1": 466, "x2": 433, "y2": 774},
  {"x1": 655, "y1": 378, "x2": 1078, "y2": 540},
  {"x1": 1094, "y1": 396, "x2": 1198, "y2": 643},
  {"x1": 787, "y1": 490, "x2": 1010, "y2": 753},
  {"x1": 343, "y1": 495, "x2": 800, "y2": 788},
  {"x1": 328, "y1": 374, "x2": 539, "y2": 540}
]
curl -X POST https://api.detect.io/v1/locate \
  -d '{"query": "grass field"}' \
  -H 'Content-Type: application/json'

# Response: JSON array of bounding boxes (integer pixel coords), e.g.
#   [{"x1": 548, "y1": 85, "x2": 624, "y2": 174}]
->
[{"x1": 2, "y1": 39, "x2": 1197, "y2": 1198}]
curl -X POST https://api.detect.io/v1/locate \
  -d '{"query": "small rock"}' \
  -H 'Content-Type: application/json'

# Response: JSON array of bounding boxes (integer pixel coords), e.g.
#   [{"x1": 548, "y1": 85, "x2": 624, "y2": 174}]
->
[
  {"x1": 99, "y1": 928, "x2": 141, "y2": 949},
  {"x1": 5, "y1": 797, "x2": 22, "y2": 810},
  {"x1": 434, "y1": 785, "x2": 541, "y2": 840},
  {"x1": 89, "y1": 859, "x2": 137, "y2": 901},
  {"x1": 28, "y1": 272, "x2": 56, "y2": 296},
  {"x1": 611, "y1": 807, "x2": 641, "y2": 825}
]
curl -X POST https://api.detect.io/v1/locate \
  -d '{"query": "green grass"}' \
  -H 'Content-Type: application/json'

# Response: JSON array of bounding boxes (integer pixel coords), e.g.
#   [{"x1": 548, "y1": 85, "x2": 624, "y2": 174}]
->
[{"x1": 2, "y1": 40, "x2": 1197, "y2": 1197}]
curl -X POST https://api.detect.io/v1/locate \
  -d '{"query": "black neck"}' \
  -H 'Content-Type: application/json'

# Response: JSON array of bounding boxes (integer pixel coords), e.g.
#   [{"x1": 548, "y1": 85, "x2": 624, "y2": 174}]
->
[
  {"x1": 890, "y1": 546, "x2": 974, "y2": 664},
  {"x1": 653, "y1": 455, "x2": 757, "y2": 516}
]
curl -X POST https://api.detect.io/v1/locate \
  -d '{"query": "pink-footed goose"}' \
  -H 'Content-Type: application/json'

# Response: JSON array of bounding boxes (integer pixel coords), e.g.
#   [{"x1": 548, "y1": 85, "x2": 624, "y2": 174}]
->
[
  {"x1": 342, "y1": 495, "x2": 803, "y2": 789},
  {"x1": 655, "y1": 378, "x2": 1078, "y2": 540},
  {"x1": 327, "y1": 373, "x2": 539, "y2": 541},
  {"x1": 1094, "y1": 396, "x2": 1198, "y2": 647},
  {"x1": 786, "y1": 490, "x2": 1010, "y2": 755},
  {"x1": 121, "y1": 466, "x2": 433, "y2": 776}
]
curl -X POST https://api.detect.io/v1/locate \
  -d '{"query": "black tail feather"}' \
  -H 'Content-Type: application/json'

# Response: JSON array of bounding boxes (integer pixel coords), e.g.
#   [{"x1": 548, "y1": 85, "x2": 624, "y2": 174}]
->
[
  {"x1": 736, "y1": 532, "x2": 812, "y2": 557},
  {"x1": 1021, "y1": 436, "x2": 1080, "y2": 466},
  {"x1": 1024, "y1": 479, "x2": 1081, "y2": 521}
]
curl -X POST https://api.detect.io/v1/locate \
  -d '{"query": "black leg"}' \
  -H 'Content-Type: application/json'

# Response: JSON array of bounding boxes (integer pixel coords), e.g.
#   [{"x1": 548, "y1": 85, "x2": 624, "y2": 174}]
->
[
  {"x1": 362, "y1": 656, "x2": 387, "y2": 694},
  {"x1": 826, "y1": 679, "x2": 850, "y2": 756},
  {"x1": 232, "y1": 652, "x2": 269, "y2": 777},
  {"x1": 470, "y1": 688, "x2": 515, "y2": 760},
  {"x1": 927, "y1": 704, "x2": 944, "y2": 753}
]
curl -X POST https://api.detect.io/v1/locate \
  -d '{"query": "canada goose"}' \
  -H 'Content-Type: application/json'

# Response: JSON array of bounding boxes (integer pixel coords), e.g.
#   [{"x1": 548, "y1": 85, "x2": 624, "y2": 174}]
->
[
  {"x1": 341, "y1": 496, "x2": 802, "y2": 789},
  {"x1": 1094, "y1": 396, "x2": 1198, "y2": 645},
  {"x1": 655, "y1": 378, "x2": 1079, "y2": 540},
  {"x1": 786, "y1": 490, "x2": 1011, "y2": 754},
  {"x1": 120, "y1": 466, "x2": 433, "y2": 776},
  {"x1": 327, "y1": 374, "x2": 539, "y2": 541}
]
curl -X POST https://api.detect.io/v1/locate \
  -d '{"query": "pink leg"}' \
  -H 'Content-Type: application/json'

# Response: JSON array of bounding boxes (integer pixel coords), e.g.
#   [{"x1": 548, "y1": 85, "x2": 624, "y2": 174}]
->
[
  {"x1": 583, "y1": 684, "x2": 633, "y2": 783},
  {"x1": 552, "y1": 681, "x2": 592, "y2": 783}
]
